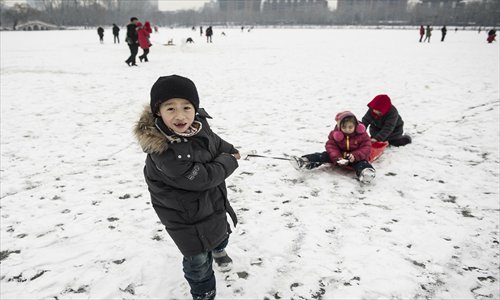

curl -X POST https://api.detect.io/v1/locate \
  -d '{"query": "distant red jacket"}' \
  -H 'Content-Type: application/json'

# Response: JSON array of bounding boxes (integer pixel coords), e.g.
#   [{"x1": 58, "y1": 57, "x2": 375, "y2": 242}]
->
[
  {"x1": 137, "y1": 21, "x2": 152, "y2": 49},
  {"x1": 325, "y1": 112, "x2": 372, "y2": 163}
]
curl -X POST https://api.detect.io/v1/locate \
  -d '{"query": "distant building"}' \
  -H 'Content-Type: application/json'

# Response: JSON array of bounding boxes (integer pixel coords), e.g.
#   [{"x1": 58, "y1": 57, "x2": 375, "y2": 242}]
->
[
  {"x1": 411, "y1": 0, "x2": 466, "y2": 25},
  {"x1": 336, "y1": 0, "x2": 409, "y2": 24},
  {"x1": 219, "y1": 0, "x2": 262, "y2": 12},
  {"x1": 262, "y1": 0, "x2": 328, "y2": 12}
]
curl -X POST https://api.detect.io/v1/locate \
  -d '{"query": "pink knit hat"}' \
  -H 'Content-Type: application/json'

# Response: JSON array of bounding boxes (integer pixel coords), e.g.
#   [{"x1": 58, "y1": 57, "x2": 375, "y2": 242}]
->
[{"x1": 333, "y1": 111, "x2": 365, "y2": 141}]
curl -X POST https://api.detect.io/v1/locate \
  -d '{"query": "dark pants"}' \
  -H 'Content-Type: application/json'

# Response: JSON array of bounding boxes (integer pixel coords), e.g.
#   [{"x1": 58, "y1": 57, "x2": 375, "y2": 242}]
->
[
  {"x1": 139, "y1": 48, "x2": 150, "y2": 62},
  {"x1": 302, "y1": 152, "x2": 373, "y2": 177},
  {"x1": 126, "y1": 43, "x2": 139, "y2": 65},
  {"x1": 114, "y1": 34, "x2": 119, "y2": 43},
  {"x1": 369, "y1": 125, "x2": 411, "y2": 147},
  {"x1": 183, "y1": 238, "x2": 228, "y2": 300}
]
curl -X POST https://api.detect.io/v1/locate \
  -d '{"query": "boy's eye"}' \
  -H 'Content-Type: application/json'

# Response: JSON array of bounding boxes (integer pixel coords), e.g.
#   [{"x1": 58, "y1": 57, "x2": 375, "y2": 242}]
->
[{"x1": 184, "y1": 106, "x2": 192, "y2": 110}]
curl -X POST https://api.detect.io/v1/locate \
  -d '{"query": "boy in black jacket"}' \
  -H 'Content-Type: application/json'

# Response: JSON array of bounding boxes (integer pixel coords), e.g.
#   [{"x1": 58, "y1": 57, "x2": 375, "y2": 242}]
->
[
  {"x1": 361, "y1": 94, "x2": 411, "y2": 147},
  {"x1": 125, "y1": 17, "x2": 139, "y2": 66},
  {"x1": 135, "y1": 75, "x2": 240, "y2": 300}
]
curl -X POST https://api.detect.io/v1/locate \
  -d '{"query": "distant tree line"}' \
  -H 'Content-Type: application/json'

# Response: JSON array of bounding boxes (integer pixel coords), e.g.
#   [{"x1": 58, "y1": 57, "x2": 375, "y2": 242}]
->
[{"x1": 0, "y1": 0, "x2": 498, "y2": 29}]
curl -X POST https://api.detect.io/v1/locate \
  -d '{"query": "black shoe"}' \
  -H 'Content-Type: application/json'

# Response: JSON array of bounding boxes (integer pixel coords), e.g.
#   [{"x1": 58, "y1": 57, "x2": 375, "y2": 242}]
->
[
  {"x1": 144, "y1": 57, "x2": 149, "y2": 62},
  {"x1": 131, "y1": 63, "x2": 138, "y2": 66},
  {"x1": 125, "y1": 60, "x2": 131, "y2": 66},
  {"x1": 194, "y1": 290, "x2": 216, "y2": 300},
  {"x1": 389, "y1": 135, "x2": 412, "y2": 147},
  {"x1": 139, "y1": 56, "x2": 143, "y2": 62}
]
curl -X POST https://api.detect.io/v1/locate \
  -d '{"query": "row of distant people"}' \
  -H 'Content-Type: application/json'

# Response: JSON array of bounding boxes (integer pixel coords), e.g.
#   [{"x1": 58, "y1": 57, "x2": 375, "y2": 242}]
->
[{"x1": 418, "y1": 25, "x2": 496, "y2": 43}]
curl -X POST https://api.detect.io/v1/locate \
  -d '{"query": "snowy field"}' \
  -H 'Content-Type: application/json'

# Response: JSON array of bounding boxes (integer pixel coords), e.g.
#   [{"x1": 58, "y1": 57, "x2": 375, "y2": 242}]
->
[{"x1": 1, "y1": 27, "x2": 499, "y2": 299}]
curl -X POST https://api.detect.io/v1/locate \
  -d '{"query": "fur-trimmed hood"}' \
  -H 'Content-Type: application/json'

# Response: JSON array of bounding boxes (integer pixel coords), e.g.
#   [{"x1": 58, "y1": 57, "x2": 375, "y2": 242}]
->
[{"x1": 134, "y1": 106, "x2": 169, "y2": 154}]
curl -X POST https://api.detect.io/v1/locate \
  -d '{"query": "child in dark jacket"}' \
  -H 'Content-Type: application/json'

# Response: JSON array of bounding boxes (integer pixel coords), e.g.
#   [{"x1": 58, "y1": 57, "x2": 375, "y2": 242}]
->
[
  {"x1": 291, "y1": 111, "x2": 376, "y2": 183},
  {"x1": 361, "y1": 94, "x2": 411, "y2": 147},
  {"x1": 134, "y1": 75, "x2": 240, "y2": 300}
]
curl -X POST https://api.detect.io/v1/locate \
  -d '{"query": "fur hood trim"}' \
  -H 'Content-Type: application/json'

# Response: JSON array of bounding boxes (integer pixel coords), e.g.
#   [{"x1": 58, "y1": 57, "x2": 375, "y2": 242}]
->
[{"x1": 134, "y1": 106, "x2": 169, "y2": 154}]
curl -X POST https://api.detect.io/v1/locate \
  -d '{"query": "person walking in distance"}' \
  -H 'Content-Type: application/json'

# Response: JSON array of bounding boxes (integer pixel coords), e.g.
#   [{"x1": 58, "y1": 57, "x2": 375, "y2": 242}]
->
[
  {"x1": 138, "y1": 21, "x2": 153, "y2": 62},
  {"x1": 423, "y1": 25, "x2": 432, "y2": 43},
  {"x1": 419, "y1": 25, "x2": 425, "y2": 42},
  {"x1": 206, "y1": 26, "x2": 213, "y2": 43},
  {"x1": 112, "y1": 23, "x2": 120, "y2": 44},
  {"x1": 97, "y1": 26, "x2": 104, "y2": 43},
  {"x1": 125, "y1": 17, "x2": 139, "y2": 67},
  {"x1": 441, "y1": 25, "x2": 447, "y2": 42}
]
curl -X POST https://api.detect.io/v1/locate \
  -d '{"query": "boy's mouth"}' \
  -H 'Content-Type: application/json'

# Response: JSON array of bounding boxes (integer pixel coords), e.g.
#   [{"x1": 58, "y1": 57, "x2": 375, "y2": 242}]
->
[{"x1": 174, "y1": 123, "x2": 187, "y2": 129}]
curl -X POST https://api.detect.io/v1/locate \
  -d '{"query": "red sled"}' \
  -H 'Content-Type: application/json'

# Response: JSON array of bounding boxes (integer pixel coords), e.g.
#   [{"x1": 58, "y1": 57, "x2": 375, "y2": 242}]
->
[{"x1": 368, "y1": 141, "x2": 389, "y2": 163}]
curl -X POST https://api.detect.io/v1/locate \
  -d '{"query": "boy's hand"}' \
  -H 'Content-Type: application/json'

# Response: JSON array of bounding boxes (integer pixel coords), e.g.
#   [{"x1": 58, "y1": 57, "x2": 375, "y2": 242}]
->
[
  {"x1": 347, "y1": 153, "x2": 355, "y2": 163},
  {"x1": 371, "y1": 138, "x2": 378, "y2": 143},
  {"x1": 232, "y1": 152, "x2": 241, "y2": 160}
]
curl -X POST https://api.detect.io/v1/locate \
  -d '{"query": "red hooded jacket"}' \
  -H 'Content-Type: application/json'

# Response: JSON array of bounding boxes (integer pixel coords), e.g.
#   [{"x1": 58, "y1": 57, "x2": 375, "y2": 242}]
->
[
  {"x1": 325, "y1": 111, "x2": 372, "y2": 163},
  {"x1": 137, "y1": 21, "x2": 152, "y2": 49}
]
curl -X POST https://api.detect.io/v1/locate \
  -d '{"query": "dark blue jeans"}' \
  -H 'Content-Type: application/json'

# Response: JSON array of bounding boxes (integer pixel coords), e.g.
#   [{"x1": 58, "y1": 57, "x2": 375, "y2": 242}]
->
[
  {"x1": 183, "y1": 238, "x2": 228, "y2": 300},
  {"x1": 302, "y1": 152, "x2": 373, "y2": 177}
]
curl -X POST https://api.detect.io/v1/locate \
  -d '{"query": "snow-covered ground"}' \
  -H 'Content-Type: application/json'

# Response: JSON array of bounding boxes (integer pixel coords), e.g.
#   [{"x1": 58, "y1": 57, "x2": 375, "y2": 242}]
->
[{"x1": 1, "y1": 27, "x2": 499, "y2": 299}]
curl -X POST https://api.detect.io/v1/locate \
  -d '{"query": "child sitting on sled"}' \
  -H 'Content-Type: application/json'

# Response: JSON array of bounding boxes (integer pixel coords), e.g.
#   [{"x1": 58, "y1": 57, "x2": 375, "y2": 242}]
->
[
  {"x1": 291, "y1": 111, "x2": 376, "y2": 183},
  {"x1": 361, "y1": 94, "x2": 411, "y2": 147}
]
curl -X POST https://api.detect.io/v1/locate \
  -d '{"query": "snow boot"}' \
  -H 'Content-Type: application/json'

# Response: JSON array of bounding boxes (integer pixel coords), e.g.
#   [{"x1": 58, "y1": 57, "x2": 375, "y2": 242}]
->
[
  {"x1": 389, "y1": 135, "x2": 412, "y2": 147},
  {"x1": 194, "y1": 289, "x2": 216, "y2": 300},
  {"x1": 213, "y1": 249, "x2": 232, "y2": 272},
  {"x1": 290, "y1": 156, "x2": 308, "y2": 170},
  {"x1": 290, "y1": 156, "x2": 321, "y2": 170},
  {"x1": 359, "y1": 167, "x2": 376, "y2": 184}
]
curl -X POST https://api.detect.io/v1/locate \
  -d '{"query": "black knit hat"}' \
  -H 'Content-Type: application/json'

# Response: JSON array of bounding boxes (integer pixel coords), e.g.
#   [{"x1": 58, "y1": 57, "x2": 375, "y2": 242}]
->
[{"x1": 150, "y1": 75, "x2": 200, "y2": 116}]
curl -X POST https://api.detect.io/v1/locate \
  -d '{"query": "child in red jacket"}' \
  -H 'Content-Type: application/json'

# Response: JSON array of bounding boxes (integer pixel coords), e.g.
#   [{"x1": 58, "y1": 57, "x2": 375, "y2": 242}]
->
[{"x1": 291, "y1": 111, "x2": 376, "y2": 183}]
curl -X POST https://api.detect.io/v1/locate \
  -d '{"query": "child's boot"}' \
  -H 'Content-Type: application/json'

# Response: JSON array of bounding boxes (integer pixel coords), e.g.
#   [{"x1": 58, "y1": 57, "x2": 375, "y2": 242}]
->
[
  {"x1": 290, "y1": 156, "x2": 308, "y2": 170},
  {"x1": 194, "y1": 289, "x2": 216, "y2": 300},
  {"x1": 389, "y1": 135, "x2": 412, "y2": 147},
  {"x1": 290, "y1": 156, "x2": 321, "y2": 170},
  {"x1": 359, "y1": 167, "x2": 376, "y2": 183},
  {"x1": 213, "y1": 249, "x2": 232, "y2": 272}
]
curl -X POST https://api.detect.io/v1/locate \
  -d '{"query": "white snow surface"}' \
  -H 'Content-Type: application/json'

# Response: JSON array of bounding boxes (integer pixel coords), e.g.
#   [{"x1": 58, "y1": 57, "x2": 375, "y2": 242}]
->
[{"x1": 1, "y1": 27, "x2": 499, "y2": 299}]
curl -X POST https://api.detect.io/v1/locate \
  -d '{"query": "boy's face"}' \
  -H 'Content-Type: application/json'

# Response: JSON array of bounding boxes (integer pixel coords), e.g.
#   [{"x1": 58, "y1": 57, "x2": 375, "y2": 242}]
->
[
  {"x1": 372, "y1": 109, "x2": 382, "y2": 116},
  {"x1": 340, "y1": 121, "x2": 356, "y2": 135},
  {"x1": 158, "y1": 98, "x2": 195, "y2": 134}
]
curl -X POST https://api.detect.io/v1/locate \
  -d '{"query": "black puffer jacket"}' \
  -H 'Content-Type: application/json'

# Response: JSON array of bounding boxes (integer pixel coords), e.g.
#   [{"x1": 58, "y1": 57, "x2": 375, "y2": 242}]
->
[
  {"x1": 361, "y1": 106, "x2": 404, "y2": 142},
  {"x1": 134, "y1": 107, "x2": 238, "y2": 257}
]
